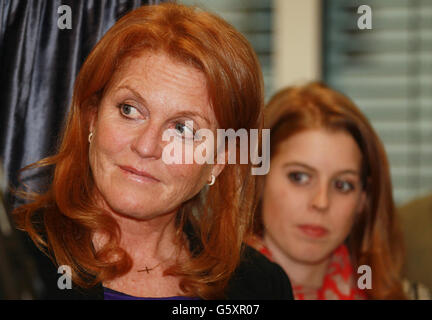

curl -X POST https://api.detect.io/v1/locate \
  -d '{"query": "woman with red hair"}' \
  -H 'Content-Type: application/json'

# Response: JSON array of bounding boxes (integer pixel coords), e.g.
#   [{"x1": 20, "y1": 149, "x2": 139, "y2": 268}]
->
[
  {"x1": 13, "y1": 3, "x2": 292, "y2": 300},
  {"x1": 250, "y1": 82, "x2": 409, "y2": 299}
]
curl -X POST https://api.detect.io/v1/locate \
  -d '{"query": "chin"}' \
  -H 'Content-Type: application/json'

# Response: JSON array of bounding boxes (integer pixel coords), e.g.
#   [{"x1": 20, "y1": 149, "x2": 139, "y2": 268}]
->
[
  {"x1": 99, "y1": 189, "x2": 161, "y2": 219},
  {"x1": 107, "y1": 197, "x2": 180, "y2": 220},
  {"x1": 290, "y1": 243, "x2": 335, "y2": 265},
  {"x1": 108, "y1": 202, "x2": 168, "y2": 220}
]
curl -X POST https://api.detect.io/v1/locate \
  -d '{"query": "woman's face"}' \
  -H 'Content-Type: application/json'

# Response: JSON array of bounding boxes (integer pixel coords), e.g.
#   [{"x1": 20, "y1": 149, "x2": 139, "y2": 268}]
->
[
  {"x1": 89, "y1": 51, "x2": 224, "y2": 220},
  {"x1": 262, "y1": 128, "x2": 366, "y2": 264}
]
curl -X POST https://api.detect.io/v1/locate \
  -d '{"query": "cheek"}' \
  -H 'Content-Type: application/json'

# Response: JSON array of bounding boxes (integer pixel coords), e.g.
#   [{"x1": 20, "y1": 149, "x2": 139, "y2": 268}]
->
[
  {"x1": 331, "y1": 195, "x2": 361, "y2": 237},
  {"x1": 262, "y1": 175, "x2": 301, "y2": 232},
  {"x1": 89, "y1": 116, "x2": 133, "y2": 197},
  {"x1": 166, "y1": 163, "x2": 210, "y2": 197},
  {"x1": 94, "y1": 119, "x2": 130, "y2": 156}
]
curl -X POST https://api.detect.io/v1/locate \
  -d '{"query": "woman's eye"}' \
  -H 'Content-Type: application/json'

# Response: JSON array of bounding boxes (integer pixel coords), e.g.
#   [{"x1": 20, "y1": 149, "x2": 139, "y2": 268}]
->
[
  {"x1": 119, "y1": 103, "x2": 140, "y2": 119},
  {"x1": 288, "y1": 172, "x2": 310, "y2": 185},
  {"x1": 175, "y1": 122, "x2": 195, "y2": 139},
  {"x1": 334, "y1": 180, "x2": 355, "y2": 193}
]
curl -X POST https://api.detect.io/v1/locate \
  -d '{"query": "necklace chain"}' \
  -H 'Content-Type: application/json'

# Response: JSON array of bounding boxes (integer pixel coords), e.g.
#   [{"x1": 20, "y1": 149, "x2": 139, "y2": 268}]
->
[
  {"x1": 137, "y1": 248, "x2": 178, "y2": 274},
  {"x1": 137, "y1": 259, "x2": 166, "y2": 274}
]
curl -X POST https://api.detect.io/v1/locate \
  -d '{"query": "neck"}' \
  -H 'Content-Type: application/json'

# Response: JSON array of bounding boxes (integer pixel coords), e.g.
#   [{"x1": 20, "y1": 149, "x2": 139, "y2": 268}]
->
[
  {"x1": 263, "y1": 234, "x2": 330, "y2": 289},
  {"x1": 116, "y1": 211, "x2": 179, "y2": 261},
  {"x1": 93, "y1": 204, "x2": 182, "y2": 269}
]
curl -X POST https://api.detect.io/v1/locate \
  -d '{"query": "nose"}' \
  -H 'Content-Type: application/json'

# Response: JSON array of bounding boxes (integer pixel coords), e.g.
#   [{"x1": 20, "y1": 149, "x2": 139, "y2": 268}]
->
[
  {"x1": 131, "y1": 122, "x2": 163, "y2": 160},
  {"x1": 311, "y1": 182, "x2": 330, "y2": 212}
]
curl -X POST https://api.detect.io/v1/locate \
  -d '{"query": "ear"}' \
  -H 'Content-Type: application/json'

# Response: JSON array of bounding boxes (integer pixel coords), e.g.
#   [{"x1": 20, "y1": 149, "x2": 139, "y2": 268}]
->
[
  {"x1": 211, "y1": 162, "x2": 226, "y2": 180},
  {"x1": 88, "y1": 107, "x2": 98, "y2": 133},
  {"x1": 211, "y1": 147, "x2": 227, "y2": 179}
]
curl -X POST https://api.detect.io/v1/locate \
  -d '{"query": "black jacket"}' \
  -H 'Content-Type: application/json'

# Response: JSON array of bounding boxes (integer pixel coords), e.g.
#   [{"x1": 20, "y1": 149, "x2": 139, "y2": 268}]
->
[{"x1": 36, "y1": 245, "x2": 293, "y2": 300}]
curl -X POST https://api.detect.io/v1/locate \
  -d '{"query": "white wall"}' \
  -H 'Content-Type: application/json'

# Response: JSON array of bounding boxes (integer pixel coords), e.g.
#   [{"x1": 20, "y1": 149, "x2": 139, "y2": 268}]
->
[{"x1": 273, "y1": 0, "x2": 322, "y2": 91}]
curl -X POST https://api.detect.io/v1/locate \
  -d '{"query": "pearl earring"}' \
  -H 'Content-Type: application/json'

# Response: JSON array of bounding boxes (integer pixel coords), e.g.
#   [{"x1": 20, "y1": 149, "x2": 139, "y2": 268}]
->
[
  {"x1": 88, "y1": 132, "x2": 93, "y2": 143},
  {"x1": 208, "y1": 174, "x2": 216, "y2": 186}
]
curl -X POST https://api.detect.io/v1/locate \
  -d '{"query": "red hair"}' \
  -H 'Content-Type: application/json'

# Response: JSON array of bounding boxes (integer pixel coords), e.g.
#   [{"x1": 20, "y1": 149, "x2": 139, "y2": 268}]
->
[
  {"x1": 14, "y1": 3, "x2": 264, "y2": 299},
  {"x1": 255, "y1": 82, "x2": 406, "y2": 299}
]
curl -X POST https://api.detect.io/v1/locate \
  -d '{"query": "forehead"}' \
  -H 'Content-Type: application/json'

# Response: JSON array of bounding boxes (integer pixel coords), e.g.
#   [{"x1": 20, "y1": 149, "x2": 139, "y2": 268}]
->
[
  {"x1": 275, "y1": 129, "x2": 363, "y2": 172},
  {"x1": 105, "y1": 51, "x2": 215, "y2": 122},
  {"x1": 118, "y1": 52, "x2": 206, "y2": 88}
]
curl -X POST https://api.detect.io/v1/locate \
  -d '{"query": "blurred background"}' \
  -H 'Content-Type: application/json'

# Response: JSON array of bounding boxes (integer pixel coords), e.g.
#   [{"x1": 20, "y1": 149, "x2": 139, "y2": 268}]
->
[
  {"x1": 0, "y1": 0, "x2": 431, "y2": 298},
  {"x1": 182, "y1": 0, "x2": 432, "y2": 206}
]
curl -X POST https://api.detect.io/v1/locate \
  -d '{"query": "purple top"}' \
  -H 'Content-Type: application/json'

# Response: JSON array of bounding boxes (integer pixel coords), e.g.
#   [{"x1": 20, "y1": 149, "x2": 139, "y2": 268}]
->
[{"x1": 103, "y1": 287, "x2": 201, "y2": 300}]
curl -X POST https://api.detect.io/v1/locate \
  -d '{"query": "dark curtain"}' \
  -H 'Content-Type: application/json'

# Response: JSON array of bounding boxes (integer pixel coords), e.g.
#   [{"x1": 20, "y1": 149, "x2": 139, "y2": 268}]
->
[{"x1": 0, "y1": 0, "x2": 162, "y2": 299}]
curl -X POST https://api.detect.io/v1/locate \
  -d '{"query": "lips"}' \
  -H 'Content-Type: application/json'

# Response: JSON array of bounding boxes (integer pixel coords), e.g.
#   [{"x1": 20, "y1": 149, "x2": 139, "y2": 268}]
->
[
  {"x1": 298, "y1": 224, "x2": 329, "y2": 238},
  {"x1": 119, "y1": 165, "x2": 160, "y2": 183}
]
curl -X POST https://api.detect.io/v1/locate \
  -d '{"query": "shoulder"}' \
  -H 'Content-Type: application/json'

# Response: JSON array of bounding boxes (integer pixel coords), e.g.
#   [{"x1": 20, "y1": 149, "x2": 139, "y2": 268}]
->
[
  {"x1": 225, "y1": 245, "x2": 294, "y2": 300},
  {"x1": 398, "y1": 194, "x2": 432, "y2": 217},
  {"x1": 398, "y1": 194, "x2": 432, "y2": 230},
  {"x1": 24, "y1": 236, "x2": 103, "y2": 300},
  {"x1": 402, "y1": 278, "x2": 432, "y2": 300},
  {"x1": 38, "y1": 241, "x2": 293, "y2": 300}
]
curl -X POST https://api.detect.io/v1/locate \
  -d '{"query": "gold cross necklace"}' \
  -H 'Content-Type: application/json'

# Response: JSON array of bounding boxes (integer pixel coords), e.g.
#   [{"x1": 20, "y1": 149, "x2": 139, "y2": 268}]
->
[{"x1": 137, "y1": 248, "x2": 178, "y2": 274}]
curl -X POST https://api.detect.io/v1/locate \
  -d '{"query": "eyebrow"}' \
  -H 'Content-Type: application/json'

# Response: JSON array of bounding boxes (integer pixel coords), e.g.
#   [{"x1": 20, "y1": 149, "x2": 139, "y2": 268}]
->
[
  {"x1": 116, "y1": 85, "x2": 148, "y2": 106},
  {"x1": 282, "y1": 161, "x2": 360, "y2": 176},
  {"x1": 174, "y1": 111, "x2": 211, "y2": 126},
  {"x1": 116, "y1": 85, "x2": 211, "y2": 126}
]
